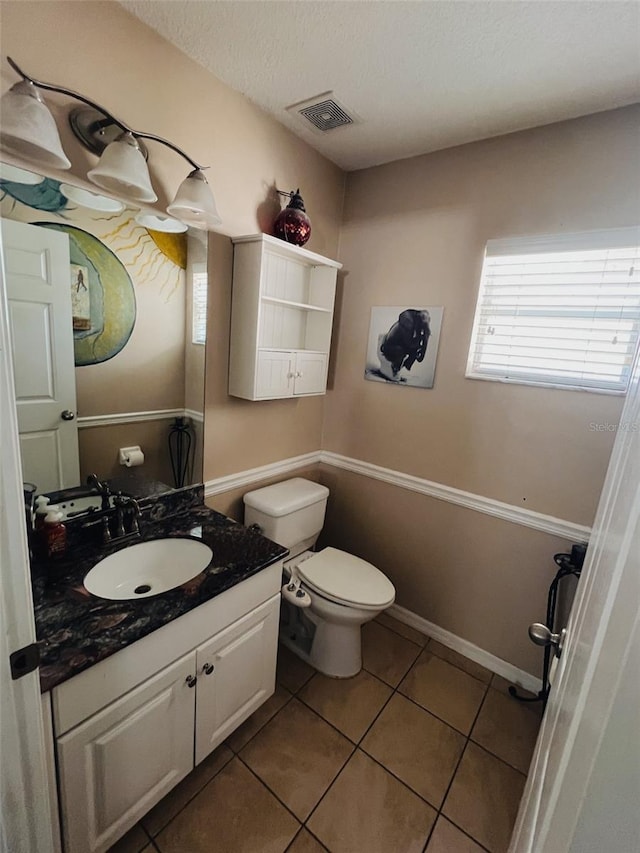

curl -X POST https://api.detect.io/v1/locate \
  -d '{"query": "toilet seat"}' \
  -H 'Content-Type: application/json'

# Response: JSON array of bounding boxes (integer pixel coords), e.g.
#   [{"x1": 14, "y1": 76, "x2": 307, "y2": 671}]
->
[{"x1": 297, "y1": 547, "x2": 395, "y2": 610}]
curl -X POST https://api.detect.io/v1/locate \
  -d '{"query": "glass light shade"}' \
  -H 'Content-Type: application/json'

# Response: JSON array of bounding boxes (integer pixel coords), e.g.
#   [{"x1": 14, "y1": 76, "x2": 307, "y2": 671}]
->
[
  {"x1": 87, "y1": 133, "x2": 157, "y2": 203},
  {"x1": 60, "y1": 183, "x2": 125, "y2": 213},
  {"x1": 0, "y1": 81, "x2": 71, "y2": 170},
  {"x1": 167, "y1": 169, "x2": 221, "y2": 231},
  {"x1": 135, "y1": 212, "x2": 187, "y2": 233}
]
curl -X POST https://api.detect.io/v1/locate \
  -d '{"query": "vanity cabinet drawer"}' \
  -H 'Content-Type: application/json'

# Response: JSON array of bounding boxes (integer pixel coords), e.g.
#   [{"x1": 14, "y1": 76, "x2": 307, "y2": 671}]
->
[{"x1": 56, "y1": 653, "x2": 195, "y2": 853}]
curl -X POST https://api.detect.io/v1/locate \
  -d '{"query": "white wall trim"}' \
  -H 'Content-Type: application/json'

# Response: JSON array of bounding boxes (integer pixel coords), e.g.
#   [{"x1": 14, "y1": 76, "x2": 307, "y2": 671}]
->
[
  {"x1": 388, "y1": 603, "x2": 542, "y2": 694},
  {"x1": 204, "y1": 451, "x2": 322, "y2": 497},
  {"x1": 77, "y1": 409, "x2": 197, "y2": 428},
  {"x1": 204, "y1": 450, "x2": 591, "y2": 540},
  {"x1": 184, "y1": 409, "x2": 204, "y2": 424},
  {"x1": 321, "y1": 451, "x2": 591, "y2": 541}
]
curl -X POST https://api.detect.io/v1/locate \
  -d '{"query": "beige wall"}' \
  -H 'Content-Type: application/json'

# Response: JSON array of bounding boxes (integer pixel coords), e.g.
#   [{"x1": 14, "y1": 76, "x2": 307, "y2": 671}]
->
[
  {"x1": 4, "y1": 3, "x2": 638, "y2": 675},
  {"x1": 1, "y1": 0, "x2": 345, "y2": 484},
  {"x1": 327, "y1": 106, "x2": 639, "y2": 525},
  {"x1": 321, "y1": 106, "x2": 640, "y2": 672}
]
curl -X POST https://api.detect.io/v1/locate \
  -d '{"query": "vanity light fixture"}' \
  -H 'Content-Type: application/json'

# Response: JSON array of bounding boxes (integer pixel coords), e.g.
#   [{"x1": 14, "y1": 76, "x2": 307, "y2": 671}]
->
[{"x1": 0, "y1": 57, "x2": 221, "y2": 230}]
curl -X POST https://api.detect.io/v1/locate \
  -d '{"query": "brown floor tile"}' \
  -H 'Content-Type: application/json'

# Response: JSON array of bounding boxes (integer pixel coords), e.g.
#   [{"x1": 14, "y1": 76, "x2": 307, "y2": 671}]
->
[
  {"x1": 155, "y1": 757, "x2": 299, "y2": 853},
  {"x1": 491, "y1": 674, "x2": 544, "y2": 717},
  {"x1": 426, "y1": 817, "x2": 487, "y2": 853},
  {"x1": 108, "y1": 824, "x2": 149, "y2": 853},
  {"x1": 286, "y1": 828, "x2": 328, "y2": 852},
  {"x1": 399, "y1": 652, "x2": 487, "y2": 734},
  {"x1": 142, "y1": 744, "x2": 233, "y2": 836},
  {"x1": 428, "y1": 640, "x2": 493, "y2": 684},
  {"x1": 362, "y1": 620, "x2": 422, "y2": 686},
  {"x1": 240, "y1": 698, "x2": 352, "y2": 820},
  {"x1": 376, "y1": 611, "x2": 429, "y2": 646},
  {"x1": 471, "y1": 688, "x2": 541, "y2": 774},
  {"x1": 226, "y1": 684, "x2": 292, "y2": 752},
  {"x1": 443, "y1": 742, "x2": 526, "y2": 853},
  {"x1": 277, "y1": 644, "x2": 315, "y2": 693},
  {"x1": 298, "y1": 669, "x2": 392, "y2": 742},
  {"x1": 361, "y1": 693, "x2": 465, "y2": 808},
  {"x1": 307, "y1": 750, "x2": 436, "y2": 853}
]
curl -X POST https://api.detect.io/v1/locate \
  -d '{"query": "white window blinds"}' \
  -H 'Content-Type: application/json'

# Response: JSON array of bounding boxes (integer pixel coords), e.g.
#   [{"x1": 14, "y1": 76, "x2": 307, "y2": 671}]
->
[
  {"x1": 466, "y1": 228, "x2": 640, "y2": 393},
  {"x1": 192, "y1": 269, "x2": 208, "y2": 345}
]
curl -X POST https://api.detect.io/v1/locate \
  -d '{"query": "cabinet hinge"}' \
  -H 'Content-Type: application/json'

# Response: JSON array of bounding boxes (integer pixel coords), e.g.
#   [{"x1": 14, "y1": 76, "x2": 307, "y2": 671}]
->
[{"x1": 10, "y1": 642, "x2": 41, "y2": 680}]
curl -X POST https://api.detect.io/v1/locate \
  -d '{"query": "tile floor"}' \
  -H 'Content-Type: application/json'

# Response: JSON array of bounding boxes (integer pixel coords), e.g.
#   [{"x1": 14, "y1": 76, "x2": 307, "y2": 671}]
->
[{"x1": 108, "y1": 614, "x2": 542, "y2": 853}]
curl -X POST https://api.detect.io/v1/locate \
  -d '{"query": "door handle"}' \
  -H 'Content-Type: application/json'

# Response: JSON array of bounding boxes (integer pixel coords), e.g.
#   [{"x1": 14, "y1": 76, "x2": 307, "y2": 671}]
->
[
  {"x1": 61, "y1": 410, "x2": 75, "y2": 421},
  {"x1": 202, "y1": 662, "x2": 214, "y2": 675},
  {"x1": 529, "y1": 623, "x2": 566, "y2": 658}
]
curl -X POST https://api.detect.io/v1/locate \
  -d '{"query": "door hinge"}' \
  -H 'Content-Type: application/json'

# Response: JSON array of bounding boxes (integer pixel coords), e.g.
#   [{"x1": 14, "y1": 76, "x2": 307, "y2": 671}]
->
[{"x1": 10, "y1": 642, "x2": 41, "y2": 680}]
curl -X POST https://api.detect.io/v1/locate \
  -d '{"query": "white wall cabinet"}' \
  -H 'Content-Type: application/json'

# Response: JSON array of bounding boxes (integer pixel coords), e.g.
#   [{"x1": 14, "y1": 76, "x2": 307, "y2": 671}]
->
[
  {"x1": 50, "y1": 569, "x2": 281, "y2": 853},
  {"x1": 229, "y1": 234, "x2": 342, "y2": 401}
]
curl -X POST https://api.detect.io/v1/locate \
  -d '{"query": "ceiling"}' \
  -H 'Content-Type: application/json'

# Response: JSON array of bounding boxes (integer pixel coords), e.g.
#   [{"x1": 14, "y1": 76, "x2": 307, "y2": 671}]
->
[{"x1": 121, "y1": 0, "x2": 640, "y2": 171}]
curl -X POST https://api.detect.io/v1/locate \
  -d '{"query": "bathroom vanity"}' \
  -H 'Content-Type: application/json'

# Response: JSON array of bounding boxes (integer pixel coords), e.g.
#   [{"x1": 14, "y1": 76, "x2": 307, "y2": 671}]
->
[{"x1": 32, "y1": 486, "x2": 287, "y2": 853}]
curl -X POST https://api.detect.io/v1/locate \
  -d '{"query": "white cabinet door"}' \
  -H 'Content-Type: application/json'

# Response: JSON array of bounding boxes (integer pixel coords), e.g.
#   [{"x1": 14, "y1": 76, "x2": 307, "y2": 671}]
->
[
  {"x1": 293, "y1": 352, "x2": 328, "y2": 396},
  {"x1": 194, "y1": 595, "x2": 279, "y2": 764},
  {"x1": 256, "y1": 350, "x2": 294, "y2": 398},
  {"x1": 56, "y1": 653, "x2": 195, "y2": 853}
]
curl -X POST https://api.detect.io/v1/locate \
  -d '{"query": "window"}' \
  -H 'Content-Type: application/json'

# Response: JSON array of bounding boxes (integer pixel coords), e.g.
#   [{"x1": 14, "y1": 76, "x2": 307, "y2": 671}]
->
[
  {"x1": 466, "y1": 228, "x2": 640, "y2": 394},
  {"x1": 192, "y1": 268, "x2": 208, "y2": 345}
]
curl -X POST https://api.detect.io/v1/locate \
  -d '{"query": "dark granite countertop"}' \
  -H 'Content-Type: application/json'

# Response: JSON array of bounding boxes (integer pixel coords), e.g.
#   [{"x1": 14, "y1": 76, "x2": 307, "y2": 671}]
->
[{"x1": 32, "y1": 487, "x2": 287, "y2": 693}]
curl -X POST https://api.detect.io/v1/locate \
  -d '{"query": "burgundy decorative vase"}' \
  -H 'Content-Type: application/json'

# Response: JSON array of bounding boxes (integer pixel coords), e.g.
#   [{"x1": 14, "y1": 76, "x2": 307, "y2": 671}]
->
[{"x1": 273, "y1": 189, "x2": 311, "y2": 247}]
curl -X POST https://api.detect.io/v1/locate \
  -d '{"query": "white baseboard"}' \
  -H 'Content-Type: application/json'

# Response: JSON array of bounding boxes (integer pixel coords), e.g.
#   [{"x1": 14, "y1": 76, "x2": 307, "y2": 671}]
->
[{"x1": 388, "y1": 603, "x2": 542, "y2": 695}]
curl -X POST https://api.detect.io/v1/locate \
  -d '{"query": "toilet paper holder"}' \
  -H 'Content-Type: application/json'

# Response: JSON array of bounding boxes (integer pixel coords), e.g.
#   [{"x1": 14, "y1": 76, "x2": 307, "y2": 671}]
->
[{"x1": 119, "y1": 446, "x2": 144, "y2": 467}]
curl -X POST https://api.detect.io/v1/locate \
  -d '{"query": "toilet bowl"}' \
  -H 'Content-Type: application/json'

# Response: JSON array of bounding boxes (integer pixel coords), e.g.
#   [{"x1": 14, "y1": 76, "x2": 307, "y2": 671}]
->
[{"x1": 244, "y1": 479, "x2": 395, "y2": 678}]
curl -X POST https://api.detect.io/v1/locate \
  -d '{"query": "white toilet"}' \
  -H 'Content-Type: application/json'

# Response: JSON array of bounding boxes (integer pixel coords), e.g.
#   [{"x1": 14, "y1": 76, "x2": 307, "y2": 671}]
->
[{"x1": 244, "y1": 478, "x2": 395, "y2": 678}]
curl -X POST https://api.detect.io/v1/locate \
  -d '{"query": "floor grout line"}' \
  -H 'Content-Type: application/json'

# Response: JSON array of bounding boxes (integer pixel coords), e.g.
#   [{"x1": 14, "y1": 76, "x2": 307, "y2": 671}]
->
[{"x1": 129, "y1": 628, "x2": 536, "y2": 853}]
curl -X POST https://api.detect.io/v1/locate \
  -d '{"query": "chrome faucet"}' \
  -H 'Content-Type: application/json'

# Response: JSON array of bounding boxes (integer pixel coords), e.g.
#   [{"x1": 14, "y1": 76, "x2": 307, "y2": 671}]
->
[{"x1": 86, "y1": 473, "x2": 112, "y2": 510}]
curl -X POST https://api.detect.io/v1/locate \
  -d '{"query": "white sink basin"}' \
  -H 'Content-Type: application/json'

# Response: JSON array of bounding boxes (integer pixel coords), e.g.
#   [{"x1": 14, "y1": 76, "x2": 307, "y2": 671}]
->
[{"x1": 84, "y1": 538, "x2": 213, "y2": 600}]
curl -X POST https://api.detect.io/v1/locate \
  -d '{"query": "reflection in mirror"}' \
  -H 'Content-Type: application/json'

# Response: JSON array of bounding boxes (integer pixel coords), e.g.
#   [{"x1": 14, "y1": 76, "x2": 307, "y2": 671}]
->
[{"x1": 1, "y1": 161, "x2": 206, "y2": 500}]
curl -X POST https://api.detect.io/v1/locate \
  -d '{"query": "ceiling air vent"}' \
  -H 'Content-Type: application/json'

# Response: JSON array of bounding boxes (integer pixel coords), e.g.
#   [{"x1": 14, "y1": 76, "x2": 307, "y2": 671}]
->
[{"x1": 287, "y1": 93, "x2": 357, "y2": 133}]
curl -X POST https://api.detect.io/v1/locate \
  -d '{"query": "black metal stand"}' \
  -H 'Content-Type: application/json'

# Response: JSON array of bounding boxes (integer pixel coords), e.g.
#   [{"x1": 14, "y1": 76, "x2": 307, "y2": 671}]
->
[
  {"x1": 168, "y1": 417, "x2": 194, "y2": 488},
  {"x1": 510, "y1": 546, "x2": 585, "y2": 709}
]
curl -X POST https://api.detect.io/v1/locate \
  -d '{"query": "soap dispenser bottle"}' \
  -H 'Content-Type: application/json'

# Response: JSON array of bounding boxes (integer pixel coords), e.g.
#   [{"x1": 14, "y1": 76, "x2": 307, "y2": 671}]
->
[
  {"x1": 43, "y1": 510, "x2": 67, "y2": 558},
  {"x1": 34, "y1": 495, "x2": 51, "y2": 530}
]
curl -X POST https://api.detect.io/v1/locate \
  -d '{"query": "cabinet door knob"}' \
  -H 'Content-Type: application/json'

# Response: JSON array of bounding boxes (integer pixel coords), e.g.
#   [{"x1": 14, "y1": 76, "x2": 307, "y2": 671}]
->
[
  {"x1": 185, "y1": 674, "x2": 197, "y2": 688},
  {"x1": 296, "y1": 371, "x2": 303, "y2": 378},
  {"x1": 202, "y1": 662, "x2": 214, "y2": 675}
]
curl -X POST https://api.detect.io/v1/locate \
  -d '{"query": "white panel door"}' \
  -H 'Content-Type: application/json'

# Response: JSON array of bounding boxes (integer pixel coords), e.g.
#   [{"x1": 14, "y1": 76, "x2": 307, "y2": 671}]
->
[
  {"x1": 195, "y1": 595, "x2": 279, "y2": 764},
  {"x1": 509, "y1": 345, "x2": 640, "y2": 851},
  {"x1": 56, "y1": 653, "x2": 195, "y2": 853},
  {"x1": 256, "y1": 350, "x2": 294, "y2": 398},
  {"x1": 1, "y1": 218, "x2": 79, "y2": 491},
  {"x1": 294, "y1": 351, "x2": 328, "y2": 395}
]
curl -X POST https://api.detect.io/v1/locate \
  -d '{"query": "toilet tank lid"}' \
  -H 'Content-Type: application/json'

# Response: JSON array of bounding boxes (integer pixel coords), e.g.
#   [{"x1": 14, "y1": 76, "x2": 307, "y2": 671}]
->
[{"x1": 243, "y1": 478, "x2": 329, "y2": 517}]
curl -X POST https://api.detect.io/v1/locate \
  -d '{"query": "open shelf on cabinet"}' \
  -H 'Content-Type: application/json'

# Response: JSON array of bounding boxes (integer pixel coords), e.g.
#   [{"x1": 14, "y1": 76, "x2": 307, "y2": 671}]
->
[{"x1": 229, "y1": 235, "x2": 341, "y2": 401}]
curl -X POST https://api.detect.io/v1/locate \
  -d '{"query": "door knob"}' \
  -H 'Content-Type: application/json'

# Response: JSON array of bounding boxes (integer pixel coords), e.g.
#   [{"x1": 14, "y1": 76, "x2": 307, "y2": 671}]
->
[
  {"x1": 202, "y1": 662, "x2": 214, "y2": 675},
  {"x1": 61, "y1": 410, "x2": 75, "y2": 421},
  {"x1": 528, "y1": 623, "x2": 566, "y2": 658}
]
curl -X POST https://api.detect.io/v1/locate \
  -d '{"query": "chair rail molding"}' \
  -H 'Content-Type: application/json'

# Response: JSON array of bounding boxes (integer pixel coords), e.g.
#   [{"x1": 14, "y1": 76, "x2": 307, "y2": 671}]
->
[
  {"x1": 77, "y1": 408, "x2": 203, "y2": 428},
  {"x1": 205, "y1": 450, "x2": 592, "y2": 542}
]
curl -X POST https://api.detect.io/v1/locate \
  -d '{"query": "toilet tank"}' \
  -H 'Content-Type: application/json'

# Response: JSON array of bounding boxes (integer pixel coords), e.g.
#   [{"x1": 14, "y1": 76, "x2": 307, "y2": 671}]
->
[{"x1": 243, "y1": 478, "x2": 329, "y2": 557}]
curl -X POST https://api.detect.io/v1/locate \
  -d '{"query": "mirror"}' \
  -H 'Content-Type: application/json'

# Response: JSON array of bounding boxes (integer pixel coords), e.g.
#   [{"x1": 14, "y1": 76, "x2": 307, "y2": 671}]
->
[{"x1": 1, "y1": 161, "x2": 207, "y2": 499}]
